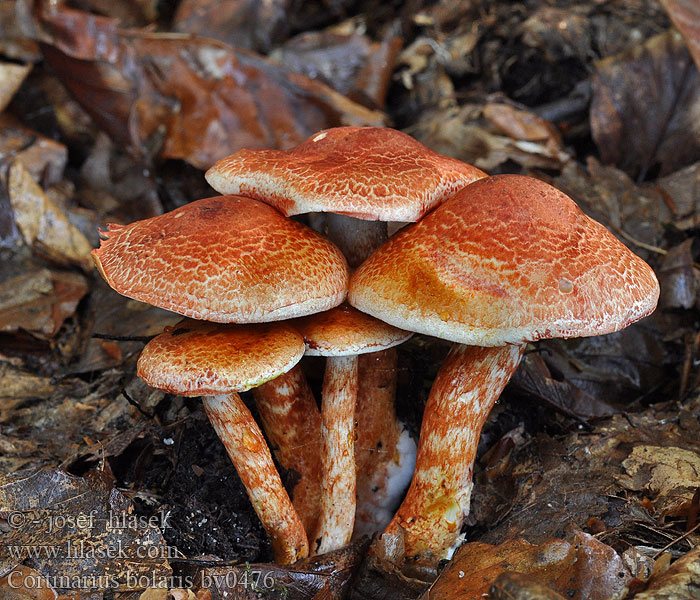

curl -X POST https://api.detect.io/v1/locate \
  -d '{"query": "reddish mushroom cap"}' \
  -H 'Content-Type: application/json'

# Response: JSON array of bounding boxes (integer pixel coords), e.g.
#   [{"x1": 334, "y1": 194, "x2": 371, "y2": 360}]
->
[
  {"x1": 92, "y1": 195, "x2": 349, "y2": 323},
  {"x1": 137, "y1": 320, "x2": 305, "y2": 395},
  {"x1": 292, "y1": 303, "x2": 412, "y2": 356},
  {"x1": 349, "y1": 175, "x2": 660, "y2": 346},
  {"x1": 205, "y1": 127, "x2": 486, "y2": 221}
]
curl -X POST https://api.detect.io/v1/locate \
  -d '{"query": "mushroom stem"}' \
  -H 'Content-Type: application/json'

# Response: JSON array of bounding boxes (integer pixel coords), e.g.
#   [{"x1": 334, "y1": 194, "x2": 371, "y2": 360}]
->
[
  {"x1": 253, "y1": 364, "x2": 322, "y2": 536},
  {"x1": 326, "y1": 214, "x2": 387, "y2": 268},
  {"x1": 354, "y1": 349, "x2": 416, "y2": 536},
  {"x1": 382, "y1": 343, "x2": 525, "y2": 564},
  {"x1": 202, "y1": 393, "x2": 309, "y2": 564},
  {"x1": 313, "y1": 355, "x2": 358, "y2": 554}
]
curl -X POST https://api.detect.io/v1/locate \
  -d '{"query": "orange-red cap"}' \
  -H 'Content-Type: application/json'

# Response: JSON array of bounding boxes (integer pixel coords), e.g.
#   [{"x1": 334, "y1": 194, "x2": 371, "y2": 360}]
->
[
  {"x1": 349, "y1": 175, "x2": 660, "y2": 346},
  {"x1": 292, "y1": 303, "x2": 412, "y2": 356},
  {"x1": 137, "y1": 320, "x2": 305, "y2": 395},
  {"x1": 205, "y1": 127, "x2": 486, "y2": 221},
  {"x1": 92, "y1": 195, "x2": 349, "y2": 322}
]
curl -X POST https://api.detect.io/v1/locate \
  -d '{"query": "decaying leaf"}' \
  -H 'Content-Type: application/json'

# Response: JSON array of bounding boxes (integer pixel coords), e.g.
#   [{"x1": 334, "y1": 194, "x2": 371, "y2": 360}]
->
[
  {"x1": 7, "y1": 161, "x2": 93, "y2": 270},
  {"x1": 272, "y1": 31, "x2": 402, "y2": 109},
  {"x1": 26, "y1": 1, "x2": 384, "y2": 170},
  {"x1": 556, "y1": 158, "x2": 668, "y2": 257},
  {"x1": 0, "y1": 62, "x2": 32, "y2": 113},
  {"x1": 0, "y1": 115, "x2": 67, "y2": 187},
  {"x1": 411, "y1": 101, "x2": 570, "y2": 172},
  {"x1": 633, "y1": 545, "x2": 700, "y2": 599},
  {"x1": 509, "y1": 350, "x2": 620, "y2": 419},
  {"x1": 173, "y1": 0, "x2": 291, "y2": 53},
  {"x1": 195, "y1": 541, "x2": 366, "y2": 599},
  {"x1": 0, "y1": 564, "x2": 58, "y2": 600},
  {"x1": 424, "y1": 531, "x2": 630, "y2": 600},
  {"x1": 72, "y1": 278, "x2": 180, "y2": 374},
  {"x1": 591, "y1": 29, "x2": 700, "y2": 180},
  {"x1": 0, "y1": 468, "x2": 172, "y2": 591},
  {"x1": 488, "y1": 571, "x2": 568, "y2": 600},
  {"x1": 661, "y1": 0, "x2": 700, "y2": 70},
  {"x1": 617, "y1": 446, "x2": 700, "y2": 518},
  {"x1": 0, "y1": 266, "x2": 88, "y2": 338},
  {"x1": 658, "y1": 240, "x2": 698, "y2": 310},
  {"x1": 472, "y1": 398, "x2": 700, "y2": 554}
]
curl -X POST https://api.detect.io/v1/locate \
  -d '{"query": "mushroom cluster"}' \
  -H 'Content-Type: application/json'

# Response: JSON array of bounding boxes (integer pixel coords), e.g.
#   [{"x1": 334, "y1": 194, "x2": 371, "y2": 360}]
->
[{"x1": 93, "y1": 127, "x2": 659, "y2": 568}]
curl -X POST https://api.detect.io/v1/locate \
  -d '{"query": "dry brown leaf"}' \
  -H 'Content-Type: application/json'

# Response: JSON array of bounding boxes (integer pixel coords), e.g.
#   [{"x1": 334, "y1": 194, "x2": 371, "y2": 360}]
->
[
  {"x1": 0, "y1": 0, "x2": 41, "y2": 61},
  {"x1": 25, "y1": 1, "x2": 384, "y2": 170},
  {"x1": 661, "y1": 0, "x2": 700, "y2": 70},
  {"x1": 7, "y1": 160, "x2": 93, "y2": 270},
  {"x1": 0, "y1": 267, "x2": 88, "y2": 338},
  {"x1": 0, "y1": 62, "x2": 32, "y2": 113},
  {"x1": 617, "y1": 446, "x2": 700, "y2": 518},
  {"x1": 411, "y1": 102, "x2": 570, "y2": 172},
  {"x1": 509, "y1": 351, "x2": 620, "y2": 419},
  {"x1": 273, "y1": 31, "x2": 402, "y2": 109},
  {"x1": 591, "y1": 29, "x2": 700, "y2": 180},
  {"x1": 556, "y1": 158, "x2": 668, "y2": 258},
  {"x1": 633, "y1": 546, "x2": 700, "y2": 599},
  {"x1": 658, "y1": 240, "x2": 698, "y2": 309},
  {"x1": 424, "y1": 532, "x2": 629, "y2": 600},
  {"x1": 488, "y1": 572, "x2": 567, "y2": 600},
  {"x1": 0, "y1": 115, "x2": 67, "y2": 186},
  {"x1": 195, "y1": 542, "x2": 366, "y2": 599},
  {"x1": 173, "y1": 0, "x2": 290, "y2": 53},
  {"x1": 0, "y1": 565, "x2": 58, "y2": 600},
  {"x1": 0, "y1": 468, "x2": 171, "y2": 592}
]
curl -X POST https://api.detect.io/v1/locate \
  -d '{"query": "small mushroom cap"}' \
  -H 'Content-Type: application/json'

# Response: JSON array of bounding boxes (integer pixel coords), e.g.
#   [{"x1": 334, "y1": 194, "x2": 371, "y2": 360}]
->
[
  {"x1": 137, "y1": 320, "x2": 305, "y2": 395},
  {"x1": 92, "y1": 195, "x2": 349, "y2": 323},
  {"x1": 349, "y1": 175, "x2": 660, "y2": 346},
  {"x1": 292, "y1": 304, "x2": 412, "y2": 356},
  {"x1": 205, "y1": 127, "x2": 486, "y2": 222}
]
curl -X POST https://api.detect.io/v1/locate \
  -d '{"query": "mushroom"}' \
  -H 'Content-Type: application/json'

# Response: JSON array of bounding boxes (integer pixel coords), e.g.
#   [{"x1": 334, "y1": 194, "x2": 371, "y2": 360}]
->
[
  {"x1": 92, "y1": 195, "x2": 350, "y2": 562},
  {"x1": 252, "y1": 364, "x2": 322, "y2": 536},
  {"x1": 205, "y1": 127, "x2": 486, "y2": 539},
  {"x1": 349, "y1": 174, "x2": 660, "y2": 564},
  {"x1": 292, "y1": 303, "x2": 413, "y2": 554},
  {"x1": 138, "y1": 320, "x2": 308, "y2": 563},
  {"x1": 92, "y1": 195, "x2": 349, "y2": 323}
]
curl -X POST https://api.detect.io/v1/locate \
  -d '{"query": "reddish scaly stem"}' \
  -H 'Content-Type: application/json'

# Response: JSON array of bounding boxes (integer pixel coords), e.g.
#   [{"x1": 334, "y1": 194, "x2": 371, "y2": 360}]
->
[
  {"x1": 355, "y1": 349, "x2": 416, "y2": 536},
  {"x1": 313, "y1": 355, "x2": 358, "y2": 554},
  {"x1": 203, "y1": 393, "x2": 309, "y2": 564},
  {"x1": 382, "y1": 343, "x2": 525, "y2": 564},
  {"x1": 253, "y1": 364, "x2": 322, "y2": 536}
]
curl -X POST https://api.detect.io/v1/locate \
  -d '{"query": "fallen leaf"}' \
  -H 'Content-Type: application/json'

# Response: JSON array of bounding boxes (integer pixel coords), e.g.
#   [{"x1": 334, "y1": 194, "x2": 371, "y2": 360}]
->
[
  {"x1": 0, "y1": 468, "x2": 172, "y2": 591},
  {"x1": 555, "y1": 158, "x2": 669, "y2": 257},
  {"x1": 411, "y1": 101, "x2": 570, "y2": 172},
  {"x1": 273, "y1": 31, "x2": 402, "y2": 108},
  {"x1": 7, "y1": 160, "x2": 93, "y2": 270},
  {"x1": 0, "y1": 115, "x2": 68, "y2": 187},
  {"x1": 0, "y1": 266, "x2": 88, "y2": 338},
  {"x1": 488, "y1": 571, "x2": 567, "y2": 600},
  {"x1": 509, "y1": 351, "x2": 619, "y2": 420},
  {"x1": 0, "y1": 565, "x2": 58, "y2": 600},
  {"x1": 658, "y1": 240, "x2": 698, "y2": 309},
  {"x1": 633, "y1": 545, "x2": 700, "y2": 599},
  {"x1": 424, "y1": 532, "x2": 630, "y2": 600},
  {"x1": 27, "y1": 2, "x2": 385, "y2": 170},
  {"x1": 195, "y1": 541, "x2": 366, "y2": 599},
  {"x1": 591, "y1": 29, "x2": 700, "y2": 180},
  {"x1": 0, "y1": 62, "x2": 32, "y2": 113},
  {"x1": 617, "y1": 445, "x2": 700, "y2": 518},
  {"x1": 71, "y1": 278, "x2": 180, "y2": 374},
  {"x1": 660, "y1": 0, "x2": 700, "y2": 70},
  {"x1": 173, "y1": 0, "x2": 290, "y2": 53}
]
